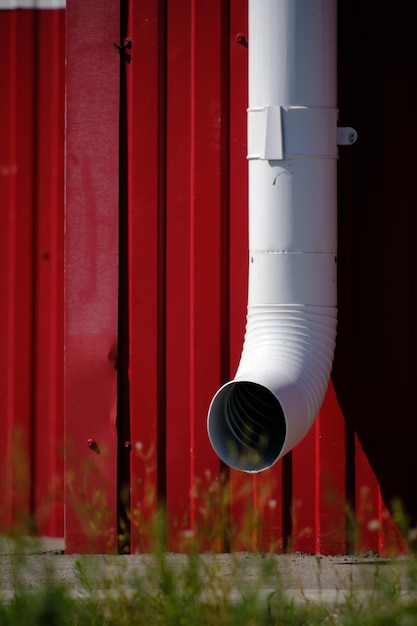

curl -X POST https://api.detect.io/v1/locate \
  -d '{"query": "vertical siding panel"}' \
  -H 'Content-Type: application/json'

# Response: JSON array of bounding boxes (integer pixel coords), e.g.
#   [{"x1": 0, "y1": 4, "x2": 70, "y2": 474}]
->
[
  {"x1": 0, "y1": 10, "x2": 35, "y2": 530},
  {"x1": 291, "y1": 426, "x2": 319, "y2": 553},
  {"x1": 0, "y1": 9, "x2": 16, "y2": 530},
  {"x1": 291, "y1": 390, "x2": 348, "y2": 554},
  {"x1": 228, "y1": 3, "x2": 248, "y2": 370},
  {"x1": 380, "y1": 500, "x2": 408, "y2": 556},
  {"x1": 33, "y1": 8, "x2": 65, "y2": 538},
  {"x1": 165, "y1": 0, "x2": 225, "y2": 550},
  {"x1": 355, "y1": 436, "x2": 383, "y2": 554},
  {"x1": 165, "y1": 0, "x2": 193, "y2": 547},
  {"x1": 0, "y1": 8, "x2": 65, "y2": 537},
  {"x1": 127, "y1": 0, "x2": 162, "y2": 551},
  {"x1": 65, "y1": 0, "x2": 120, "y2": 553},
  {"x1": 355, "y1": 437, "x2": 407, "y2": 556},
  {"x1": 317, "y1": 381, "x2": 346, "y2": 554},
  {"x1": 227, "y1": 0, "x2": 248, "y2": 400},
  {"x1": 189, "y1": 1, "x2": 225, "y2": 550},
  {"x1": 257, "y1": 468, "x2": 284, "y2": 552},
  {"x1": 12, "y1": 10, "x2": 37, "y2": 527}
]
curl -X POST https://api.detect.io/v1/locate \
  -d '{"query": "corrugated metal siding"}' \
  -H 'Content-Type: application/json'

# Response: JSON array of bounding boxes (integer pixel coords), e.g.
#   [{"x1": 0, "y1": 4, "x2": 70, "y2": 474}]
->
[
  {"x1": 1, "y1": 0, "x2": 415, "y2": 555},
  {"x1": 121, "y1": 0, "x2": 406, "y2": 555},
  {"x1": 0, "y1": 7, "x2": 65, "y2": 537},
  {"x1": 64, "y1": 0, "x2": 120, "y2": 553}
]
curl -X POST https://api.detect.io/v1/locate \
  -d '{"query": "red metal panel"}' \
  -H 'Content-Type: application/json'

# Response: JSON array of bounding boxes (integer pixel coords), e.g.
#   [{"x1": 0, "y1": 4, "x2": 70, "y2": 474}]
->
[
  {"x1": 126, "y1": 0, "x2": 162, "y2": 551},
  {"x1": 164, "y1": 0, "x2": 194, "y2": 548},
  {"x1": 228, "y1": 0, "x2": 249, "y2": 392},
  {"x1": 188, "y1": 0, "x2": 229, "y2": 550},
  {"x1": 291, "y1": 424, "x2": 319, "y2": 553},
  {"x1": 316, "y1": 381, "x2": 346, "y2": 554},
  {"x1": 354, "y1": 435, "x2": 382, "y2": 554},
  {"x1": 0, "y1": 8, "x2": 65, "y2": 537},
  {"x1": 285, "y1": 382, "x2": 347, "y2": 555},
  {"x1": 64, "y1": 0, "x2": 120, "y2": 553},
  {"x1": 0, "y1": 9, "x2": 34, "y2": 530},
  {"x1": 292, "y1": 381, "x2": 346, "y2": 556},
  {"x1": 32, "y1": 8, "x2": 65, "y2": 538},
  {"x1": 164, "y1": 0, "x2": 224, "y2": 550},
  {"x1": 355, "y1": 436, "x2": 407, "y2": 556}
]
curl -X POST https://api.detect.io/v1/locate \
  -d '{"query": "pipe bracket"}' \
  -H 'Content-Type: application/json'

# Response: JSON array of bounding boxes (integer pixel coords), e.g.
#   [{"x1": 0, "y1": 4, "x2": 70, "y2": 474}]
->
[{"x1": 247, "y1": 105, "x2": 340, "y2": 161}]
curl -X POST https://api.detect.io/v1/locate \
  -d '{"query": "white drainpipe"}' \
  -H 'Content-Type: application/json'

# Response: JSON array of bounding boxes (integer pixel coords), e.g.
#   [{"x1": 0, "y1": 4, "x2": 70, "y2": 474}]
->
[{"x1": 207, "y1": 0, "x2": 356, "y2": 473}]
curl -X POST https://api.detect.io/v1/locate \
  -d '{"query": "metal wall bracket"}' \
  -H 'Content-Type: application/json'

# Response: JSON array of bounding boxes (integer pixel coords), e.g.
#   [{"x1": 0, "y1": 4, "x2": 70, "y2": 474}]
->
[{"x1": 247, "y1": 105, "x2": 357, "y2": 160}]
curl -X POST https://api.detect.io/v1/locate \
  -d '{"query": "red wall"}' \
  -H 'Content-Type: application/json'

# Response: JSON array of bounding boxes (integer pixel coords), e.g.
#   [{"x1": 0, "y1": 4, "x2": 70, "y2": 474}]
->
[
  {"x1": 0, "y1": 7, "x2": 65, "y2": 538},
  {"x1": 1, "y1": 0, "x2": 414, "y2": 555}
]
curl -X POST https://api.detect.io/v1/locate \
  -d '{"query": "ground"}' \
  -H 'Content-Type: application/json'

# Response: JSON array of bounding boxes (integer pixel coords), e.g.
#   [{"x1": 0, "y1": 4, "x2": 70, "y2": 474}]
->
[{"x1": 0, "y1": 537, "x2": 413, "y2": 606}]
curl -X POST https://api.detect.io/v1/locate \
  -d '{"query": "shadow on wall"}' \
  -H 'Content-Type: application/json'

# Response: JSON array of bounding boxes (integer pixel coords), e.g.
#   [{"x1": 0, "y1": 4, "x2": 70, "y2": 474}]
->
[{"x1": 334, "y1": 1, "x2": 417, "y2": 533}]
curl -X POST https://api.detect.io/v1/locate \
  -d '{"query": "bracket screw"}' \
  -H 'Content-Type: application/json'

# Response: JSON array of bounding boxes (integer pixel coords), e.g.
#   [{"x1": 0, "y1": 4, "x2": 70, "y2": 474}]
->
[
  {"x1": 236, "y1": 33, "x2": 248, "y2": 47},
  {"x1": 87, "y1": 438, "x2": 100, "y2": 454}
]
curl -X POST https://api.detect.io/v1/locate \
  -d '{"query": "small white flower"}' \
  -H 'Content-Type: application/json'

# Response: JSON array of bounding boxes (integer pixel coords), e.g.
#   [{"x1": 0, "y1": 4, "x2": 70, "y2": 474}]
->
[{"x1": 180, "y1": 529, "x2": 195, "y2": 539}]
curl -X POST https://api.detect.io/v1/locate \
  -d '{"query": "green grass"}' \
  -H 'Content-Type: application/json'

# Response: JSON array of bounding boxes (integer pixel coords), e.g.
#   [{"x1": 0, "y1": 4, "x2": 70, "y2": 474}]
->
[{"x1": 2, "y1": 442, "x2": 417, "y2": 624}]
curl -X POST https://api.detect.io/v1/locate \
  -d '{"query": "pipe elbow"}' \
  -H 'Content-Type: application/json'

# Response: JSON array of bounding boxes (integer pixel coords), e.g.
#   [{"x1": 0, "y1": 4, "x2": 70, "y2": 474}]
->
[{"x1": 207, "y1": 304, "x2": 337, "y2": 472}]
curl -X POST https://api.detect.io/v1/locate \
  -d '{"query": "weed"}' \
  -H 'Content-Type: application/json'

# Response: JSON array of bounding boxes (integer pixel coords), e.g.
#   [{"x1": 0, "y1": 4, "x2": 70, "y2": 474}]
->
[{"x1": 2, "y1": 444, "x2": 417, "y2": 624}]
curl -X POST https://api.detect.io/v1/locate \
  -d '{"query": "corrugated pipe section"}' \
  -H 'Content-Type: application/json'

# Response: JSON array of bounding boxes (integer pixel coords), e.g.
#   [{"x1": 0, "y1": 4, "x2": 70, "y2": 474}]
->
[{"x1": 208, "y1": 0, "x2": 343, "y2": 472}]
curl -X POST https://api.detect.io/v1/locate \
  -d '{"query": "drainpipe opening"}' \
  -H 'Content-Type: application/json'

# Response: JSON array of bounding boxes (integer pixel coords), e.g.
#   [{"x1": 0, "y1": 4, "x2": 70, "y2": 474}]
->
[{"x1": 208, "y1": 381, "x2": 286, "y2": 473}]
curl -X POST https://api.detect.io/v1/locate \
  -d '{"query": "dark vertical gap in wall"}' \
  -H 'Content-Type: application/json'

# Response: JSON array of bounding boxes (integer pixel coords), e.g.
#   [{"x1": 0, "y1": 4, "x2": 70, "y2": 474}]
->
[
  {"x1": 116, "y1": 0, "x2": 131, "y2": 554},
  {"x1": 282, "y1": 452, "x2": 292, "y2": 551},
  {"x1": 219, "y1": 0, "x2": 231, "y2": 552},
  {"x1": 407, "y1": 38, "x2": 417, "y2": 531},
  {"x1": 157, "y1": 0, "x2": 168, "y2": 510},
  {"x1": 30, "y1": 10, "x2": 40, "y2": 529}
]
